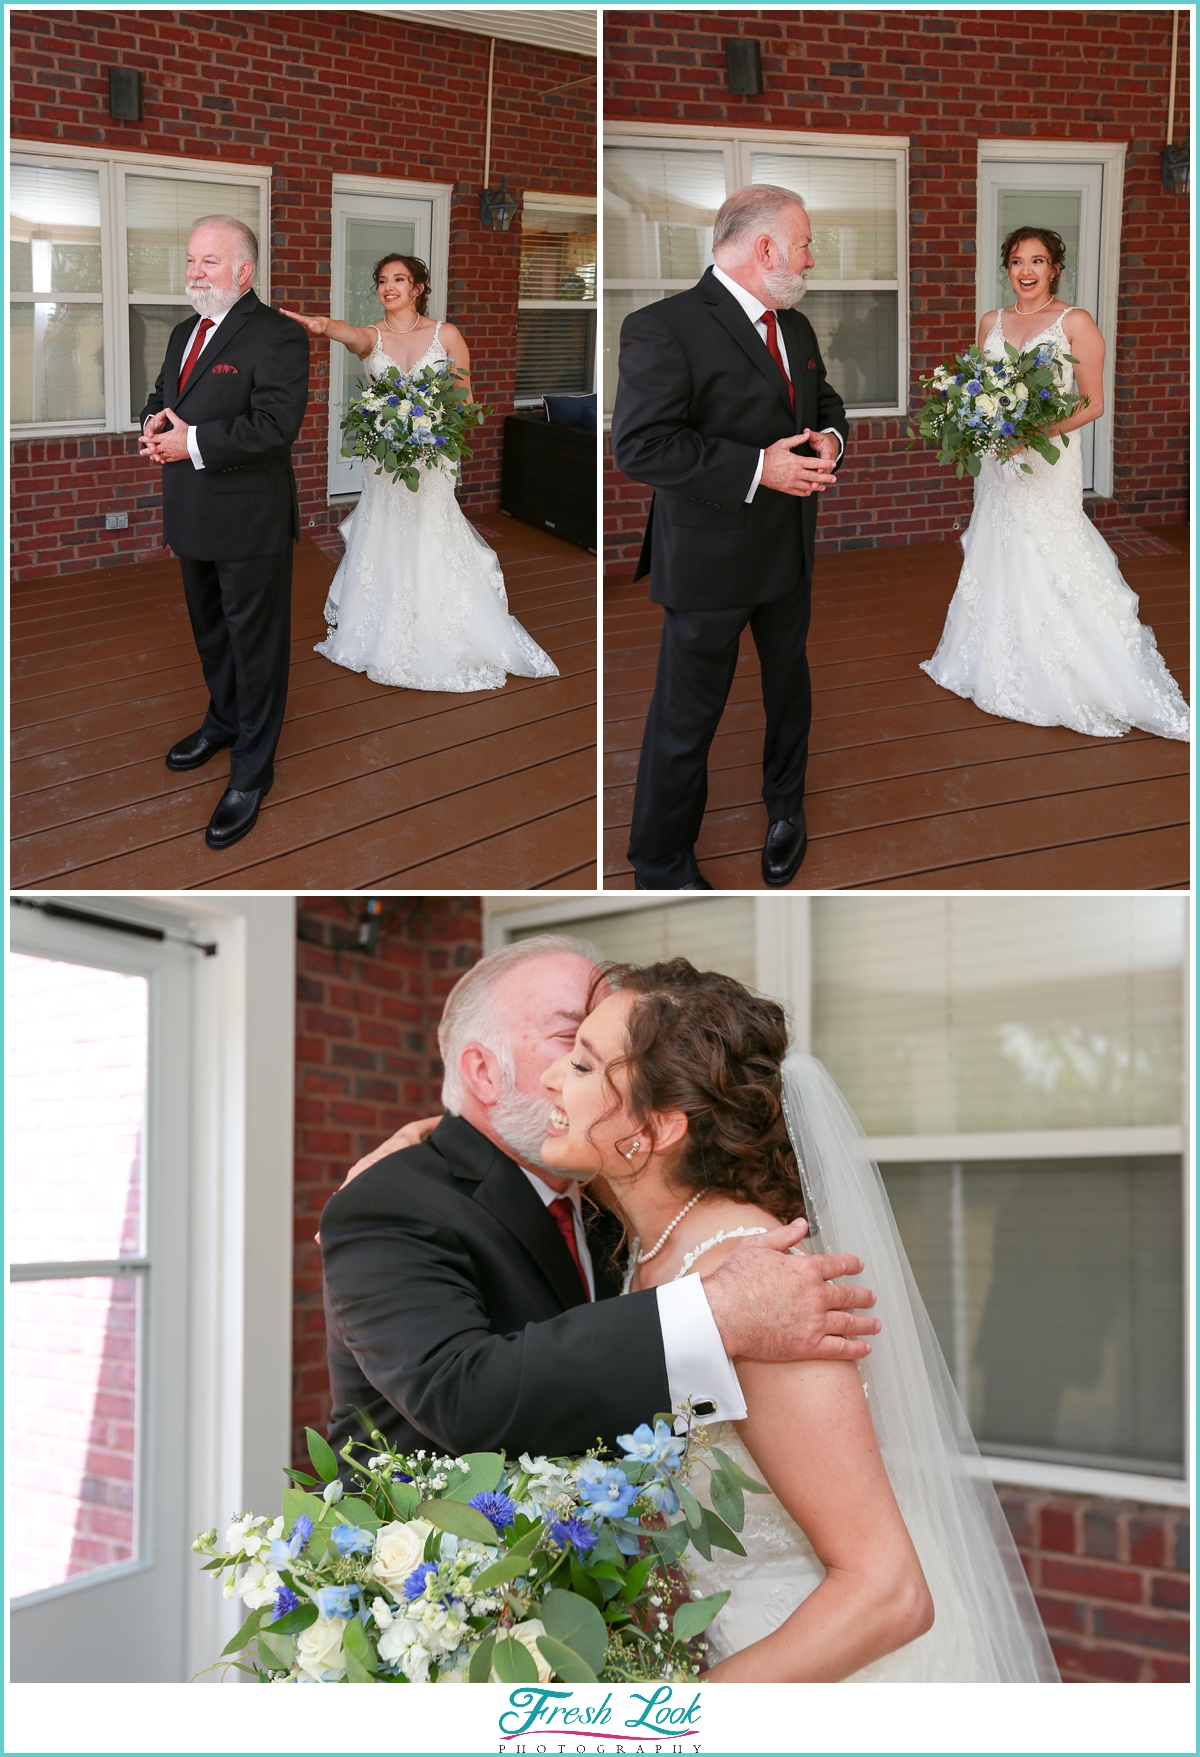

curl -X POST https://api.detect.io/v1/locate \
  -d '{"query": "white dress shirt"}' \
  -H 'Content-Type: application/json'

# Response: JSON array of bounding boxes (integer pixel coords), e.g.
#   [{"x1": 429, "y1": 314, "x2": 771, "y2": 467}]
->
[
  {"x1": 143, "y1": 304, "x2": 236, "y2": 471},
  {"x1": 520, "y1": 1167, "x2": 747, "y2": 1425},
  {"x1": 711, "y1": 263, "x2": 844, "y2": 502}
]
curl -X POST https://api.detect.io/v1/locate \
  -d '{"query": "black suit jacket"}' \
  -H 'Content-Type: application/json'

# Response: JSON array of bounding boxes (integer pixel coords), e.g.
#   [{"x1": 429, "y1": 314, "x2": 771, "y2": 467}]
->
[
  {"x1": 140, "y1": 291, "x2": 309, "y2": 561},
  {"x1": 319, "y1": 1115, "x2": 669, "y2": 1469},
  {"x1": 610, "y1": 269, "x2": 849, "y2": 611}
]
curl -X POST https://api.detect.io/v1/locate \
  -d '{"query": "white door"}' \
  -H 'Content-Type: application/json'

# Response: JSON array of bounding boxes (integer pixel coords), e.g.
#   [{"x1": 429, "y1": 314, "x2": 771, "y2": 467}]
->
[
  {"x1": 327, "y1": 191, "x2": 434, "y2": 496},
  {"x1": 7, "y1": 908, "x2": 194, "y2": 1680},
  {"x1": 977, "y1": 159, "x2": 1106, "y2": 491}
]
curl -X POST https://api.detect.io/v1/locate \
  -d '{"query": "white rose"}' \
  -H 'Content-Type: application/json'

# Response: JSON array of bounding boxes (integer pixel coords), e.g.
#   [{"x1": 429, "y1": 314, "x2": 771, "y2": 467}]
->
[
  {"x1": 975, "y1": 394, "x2": 997, "y2": 416},
  {"x1": 437, "y1": 1665, "x2": 468, "y2": 1683},
  {"x1": 492, "y1": 1620, "x2": 553, "y2": 1684},
  {"x1": 295, "y1": 1616, "x2": 347, "y2": 1683},
  {"x1": 1015, "y1": 381, "x2": 1029, "y2": 400},
  {"x1": 371, "y1": 1519, "x2": 435, "y2": 1592}
]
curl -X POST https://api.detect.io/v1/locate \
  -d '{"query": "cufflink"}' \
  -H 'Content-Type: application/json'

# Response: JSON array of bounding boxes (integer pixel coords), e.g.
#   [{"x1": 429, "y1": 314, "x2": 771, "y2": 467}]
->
[{"x1": 693, "y1": 1399, "x2": 718, "y2": 1418}]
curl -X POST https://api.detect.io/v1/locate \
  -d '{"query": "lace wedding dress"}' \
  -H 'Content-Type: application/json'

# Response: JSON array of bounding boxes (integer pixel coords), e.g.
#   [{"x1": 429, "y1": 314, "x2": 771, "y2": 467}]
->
[
  {"x1": 315, "y1": 326, "x2": 559, "y2": 691},
  {"x1": 922, "y1": 309, "x2": 1189, "y2": 740}
]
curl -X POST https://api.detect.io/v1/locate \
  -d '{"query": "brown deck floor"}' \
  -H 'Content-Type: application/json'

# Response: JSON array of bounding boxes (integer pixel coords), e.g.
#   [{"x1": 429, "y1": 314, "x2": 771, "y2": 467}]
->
[
  {"x1": 13, "y1": 522, "x2": 597, "y2": 891},
  {"x1": 604, "y1": 533, "x2": 1191, "y2": 891}
]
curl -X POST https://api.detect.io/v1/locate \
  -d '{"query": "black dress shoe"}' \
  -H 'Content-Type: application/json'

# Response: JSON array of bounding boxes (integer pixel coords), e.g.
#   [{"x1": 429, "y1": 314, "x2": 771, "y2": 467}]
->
[
  {"x1": 634, "y1": 875, "x2": 714, "y2": 891},
  {"x1": 166, "y1": 729, "x2": 235, "y2": 771},
  {"x1": 205, "y1": 783, "x2": 271, "y2": 851},
  {"x1": 762, "y1": 812, "x2": 808, "y2": 887}
]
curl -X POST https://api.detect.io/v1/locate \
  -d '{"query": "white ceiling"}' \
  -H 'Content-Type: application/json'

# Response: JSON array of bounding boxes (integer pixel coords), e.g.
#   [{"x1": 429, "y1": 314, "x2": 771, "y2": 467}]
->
[{"x1": 370, "y1": 8, "x2": 597, "y2": 59}]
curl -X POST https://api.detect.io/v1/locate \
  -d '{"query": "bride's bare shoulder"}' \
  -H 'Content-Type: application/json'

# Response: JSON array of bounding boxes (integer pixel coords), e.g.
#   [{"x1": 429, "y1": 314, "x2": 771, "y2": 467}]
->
[{"x1": 669, "y1": 1199, "x2": 784, "y2": 1278}]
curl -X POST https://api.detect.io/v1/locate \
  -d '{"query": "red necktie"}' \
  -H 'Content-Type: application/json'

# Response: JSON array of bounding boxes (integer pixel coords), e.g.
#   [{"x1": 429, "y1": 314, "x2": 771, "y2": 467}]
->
[
  {"x1": 178, "y1": 317, "x2": 214, "y2": 391},
  {"x1": 762, "y1": 309, "x2": 794, "y2": 413},
  {"x1": 547, "y1": 1196, "x2": 590, "y2": 1298}
]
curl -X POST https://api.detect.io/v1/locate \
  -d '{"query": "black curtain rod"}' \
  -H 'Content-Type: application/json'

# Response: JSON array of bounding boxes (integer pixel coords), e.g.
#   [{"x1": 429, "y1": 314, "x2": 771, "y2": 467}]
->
[{"x1": 12, "y1": 898, "x2": 218, "y2": 956}]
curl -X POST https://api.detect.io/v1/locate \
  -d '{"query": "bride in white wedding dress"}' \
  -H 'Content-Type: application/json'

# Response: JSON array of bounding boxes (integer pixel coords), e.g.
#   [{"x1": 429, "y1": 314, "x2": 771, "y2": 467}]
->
[
  {"x1": 541, "y1": 957, "x2": 1060, "y2": 1683},
  {"x1": 280, "y1": 256, "x2": 558, "y2": 691},
  {"x1": 922, "y1": 227, "x2": 1188, "y2": 741}
]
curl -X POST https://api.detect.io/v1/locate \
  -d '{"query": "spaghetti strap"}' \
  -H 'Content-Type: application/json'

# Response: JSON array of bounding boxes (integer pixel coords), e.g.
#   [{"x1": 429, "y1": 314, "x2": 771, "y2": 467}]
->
[{"x1": 433, "y1": 319, "x2": 444, "y2": 345}]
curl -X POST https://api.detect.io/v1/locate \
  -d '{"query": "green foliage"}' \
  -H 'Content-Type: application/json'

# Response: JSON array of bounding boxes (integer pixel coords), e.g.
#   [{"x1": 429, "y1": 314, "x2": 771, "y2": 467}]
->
[
  {"x1": 491, "y1": 1634, "x2": 540, "y2": 1682},
  {"x1": 709, "y1": 1447, "x2": 769, "y2": 1494},
  {"x1": 306, "y1": 1427, "x2": 340, "y2": 1483},
  {"x1": 223, "y1": 1605, "x2": 269, "y2": 1657},
  {"x1": 673, "y1": 1590, "x2": 731, "y2": 1643},
  {"x1": 468, "y1": 1634, "x2": 496, "y2": 1682},
  {"x1": 536, "y1": 1635, "x2": 597, "y2": 1682},
  {"x1": 417, "y1": 1499, "x2": 499, "y2": 1546},
  {"x1": 442, "y1": 1452, "x2": 505, "y2": 1504},
  {"x1": 538, "y1": 1588, "x2": 609, "y2": 1674}
]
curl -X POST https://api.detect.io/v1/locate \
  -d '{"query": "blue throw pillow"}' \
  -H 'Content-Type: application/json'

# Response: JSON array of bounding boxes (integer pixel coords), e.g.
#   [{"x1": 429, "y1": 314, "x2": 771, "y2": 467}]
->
[{"x1": 543, "y1": 393, "x2": 597, "y2": 429}]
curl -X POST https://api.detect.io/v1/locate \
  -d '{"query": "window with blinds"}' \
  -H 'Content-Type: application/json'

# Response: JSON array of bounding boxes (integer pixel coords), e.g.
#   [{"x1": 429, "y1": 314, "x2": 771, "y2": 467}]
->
[
  {"x1": 10, "y1": 152, "x2": 269, "y2": 435},
  {"x1": 516, "y1": 201, "x2": 597, "y2": 405},
  {"x1": 511, "y1": 899, "x2": 756, "y2": 987},
  {"x1": 603, "y1": 132, "x2": 907, "y2": 419}
]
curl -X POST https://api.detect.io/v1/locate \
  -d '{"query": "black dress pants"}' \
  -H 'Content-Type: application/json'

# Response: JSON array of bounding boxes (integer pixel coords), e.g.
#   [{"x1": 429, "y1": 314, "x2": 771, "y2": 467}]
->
[
  {"x1": 178, "y1": 546, "x2": 293, "y2": 792},
  {"x1": 627, "y1": 587, "x2": 813, "y2": 888}
]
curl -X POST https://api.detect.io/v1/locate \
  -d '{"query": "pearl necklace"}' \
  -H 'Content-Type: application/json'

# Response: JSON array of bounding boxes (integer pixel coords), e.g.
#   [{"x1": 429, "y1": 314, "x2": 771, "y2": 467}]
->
[
  {"x1": 1011, "y1": 296, "x2": 1056, "y2": 316},
  {"x1": 383, "y1": 309, "x2": 421, "y2": 335},
  {"x1": 637, "y1": 1191, "x2": 706, "y2": 1264}
]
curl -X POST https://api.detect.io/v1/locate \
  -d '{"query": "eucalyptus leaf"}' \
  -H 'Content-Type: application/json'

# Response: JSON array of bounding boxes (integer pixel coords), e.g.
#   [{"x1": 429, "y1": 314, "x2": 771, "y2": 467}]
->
[
  {"x1": 384, "y1": 1479, "x2": 421, "y2": 1520},
  {"x1": 344, "y1": 1646, "x2": 377, "y2": 1684},
  {"x1": 306, "y1": 1426, "x2": 340, "y2": 1483},
  {"x1": 417, "y1": 1499, "x2": 500, "y2": 1546},
  {"x1": 536, "y1": 1635, "x2": 598, "y2": 1683},
  {"x1": 468, "y1": 1634, "x2": 496, "y2": 1683},
  {"x1": 470, "y1": 1552, "x2": 533, "y2": 1592},
  {"x1": 222, "y1": 1605, "x2": 268, "y2": 1657},
  {"x1": 256, "y1": 1630, "x2": 294, "y2": 1673},
  {"x1": 538, "y1": 1588, "x2": 608, "y2": 1674},
  {"x1": 649, "y1": 1523, "x2": 690, "y2": 1565},
  {"x1": 710, "y1": 1447, "x2": 769, "y2": 1494},
  {"x1": 442, "y1": 1451, "x2": 505, "y2": 1504},
  {"x1": 333, "y1": 1496, "x2": 380, "y2": 1532},
  {"x1": 702, "y1": 1507, "x2": 746, "y2": 1556},
  {"x1": 491, "y1": 1634, "x2": 540, "y2": 1683},
  {"x1": 673, "y1": 1590, "x2": 731, "y2": 1644},
  {"x1": 675, "y1": 1482, "x2": 704, "y2": 1532},
  {"x1": 709, "y1": 1470, "x2": 744, "y2": 1533},
  {"x1": 342, "y1": 1615, "x2": 379, "y2": 1673}
]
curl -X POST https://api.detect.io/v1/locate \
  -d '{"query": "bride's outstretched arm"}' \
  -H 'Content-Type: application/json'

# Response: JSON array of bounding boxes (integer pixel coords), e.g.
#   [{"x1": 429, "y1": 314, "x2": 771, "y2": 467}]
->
[
  {"x1": 277, "y1": 307, "x2": 378, "y2": 358},
  {"x1": 704, "y1": 1358, "x2": 934, "y2": 1682}
]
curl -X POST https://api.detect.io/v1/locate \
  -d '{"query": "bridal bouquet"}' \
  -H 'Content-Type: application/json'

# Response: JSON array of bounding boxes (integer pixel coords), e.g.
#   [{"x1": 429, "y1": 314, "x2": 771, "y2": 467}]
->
[
  {"x1": 193, "y1": 1413, "x2": 763, "y2": 1683},
  {"x1": 341, "y1": 360, "x2": 490, "y2": 493},
  {"x1": 908, "y1": 341, "x2": 1087, "y2": 479}
]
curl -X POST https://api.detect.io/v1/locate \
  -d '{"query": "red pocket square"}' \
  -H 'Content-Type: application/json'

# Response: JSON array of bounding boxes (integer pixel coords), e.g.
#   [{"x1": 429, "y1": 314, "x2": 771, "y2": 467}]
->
[
  {"x1": 807, "y1": 358, "x2": 816, "y2": 370},
  {"x1": 211, "y1": 363, "x2": 238, "y2": 375}
]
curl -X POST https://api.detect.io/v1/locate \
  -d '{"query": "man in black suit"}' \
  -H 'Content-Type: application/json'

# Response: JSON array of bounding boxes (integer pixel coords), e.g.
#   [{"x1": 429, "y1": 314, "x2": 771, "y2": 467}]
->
[
  {"x1": 611, "y1": 186, "x2": 849, "y2": 890},
  {"x1": 140, "y1": 216, "x2": 309, "y2": 850},
  {"x1": 319, "y1": 934, "x2": 878, "y2": 1468}
]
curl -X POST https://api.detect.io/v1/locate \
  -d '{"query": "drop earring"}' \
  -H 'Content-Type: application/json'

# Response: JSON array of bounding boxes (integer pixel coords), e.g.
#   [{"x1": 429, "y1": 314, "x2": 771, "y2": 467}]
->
[{"x1": 624, "y1": 1139, "x2": 642, "y2": 1161}]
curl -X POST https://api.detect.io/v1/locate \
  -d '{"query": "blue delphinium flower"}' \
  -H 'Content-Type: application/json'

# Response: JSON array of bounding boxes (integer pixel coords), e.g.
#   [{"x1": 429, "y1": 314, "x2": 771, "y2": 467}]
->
[
  {"x1": 999, "y1": 421, "x2": 1016, "y2": 436},
  {"x1": 640, "y1": 1478, "x2": 680, "y2": 1517},
  {"x1": 617, "y1": 1420, "x2": 686, "y2": 1472},
  {"x1": 315, "y1": 1584, "x2": 359, "y2": 1619},
  {"x1": 272, "y1": 1585, "x2": 301, "y2": 1621},
  {"x1": 329, "y1": 1521, "x2": 375, "y2": 1556},
  {"x1": 434, "y1": 436, "x2": 446, "y2": 448},
  {"x1": 1039, "y1": 387, "x2": 1052, "y2": 400},
  {"x1": 268, "y1": 1513, "x2": 314, "y2": 1567},
  {"x1": 965, "y1": 379, "x2": 983, "y2": 396},
  {"x1": 470, "y1": 1490, "x2": 517, "y2": 1532},
  {"x1": 576, "y1": 1464, "x2": 638, "y2": 1521},
  {"x1": 549, "y1": 1516, "x2": 597, "y2": 1554},
  {"x1": 403, "y1": 1562, "x2": 439, "y2": 1601}
]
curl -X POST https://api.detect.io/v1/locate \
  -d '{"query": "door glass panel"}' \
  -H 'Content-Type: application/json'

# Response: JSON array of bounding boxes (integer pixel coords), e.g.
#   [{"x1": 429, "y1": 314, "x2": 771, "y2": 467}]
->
[
  {"x1": 511, "y1": 900, "x2": 757, "y2": 987},
  {"x1": 8, "y1": 1276, "x2": 142, "y2": 1597},
  {"x1": 7, "y1": 955, "x2": 148, "y2": 1263},
  {"x1": 883, "y1": 1156, "x2": 1184, "y2": 1472},
  {"x1": 341, "y1": 218, "x2": 417, "y2": 407},
  {"x1": 994, "y1": 188, "x2": 1082, "y2": 309},
  {"x1": 10, "y1": 165, "x2": 103, "y2": 293},
  {"x1": 10, "y1": 303, "x2": 105, "y2": 425},
  {"x1": 750, "y1": 153, "x2": 897, "y2": 281}
]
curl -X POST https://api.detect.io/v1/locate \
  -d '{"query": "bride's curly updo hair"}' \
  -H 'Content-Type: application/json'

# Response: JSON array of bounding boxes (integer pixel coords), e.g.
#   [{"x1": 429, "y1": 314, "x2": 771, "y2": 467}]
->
[
  {"x1": 592, "y1": 958, "x2": 804, "y2": 1225},
  {"x1": 1000, "y1": 226, "x2": 1067, "y2": 298},
  {"x1": 373, "y1": 252, "x2": 430, "y2": 317}
]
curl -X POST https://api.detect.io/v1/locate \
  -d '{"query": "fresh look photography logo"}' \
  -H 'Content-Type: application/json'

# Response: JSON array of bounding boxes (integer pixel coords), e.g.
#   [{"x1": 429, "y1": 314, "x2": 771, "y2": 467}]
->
[{"x1": 498, "y1": 1684, "x2": 703, "y2": 1752}]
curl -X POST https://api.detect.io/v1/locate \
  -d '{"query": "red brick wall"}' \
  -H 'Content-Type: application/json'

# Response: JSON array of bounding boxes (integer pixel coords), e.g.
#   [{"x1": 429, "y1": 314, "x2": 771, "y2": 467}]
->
[
  {"x1": 10, "y1": 8, "x2": 595, "y2": 579},
  {"x1": 291, "y1": 896, "x2": 483, "y2": 1467},
  {"x1": 999, "y1": 1487, "x2": 1191, "y2": 1683},
  {"x1": 604, "y1": 7, "x2": 1190, "y2": 568}
]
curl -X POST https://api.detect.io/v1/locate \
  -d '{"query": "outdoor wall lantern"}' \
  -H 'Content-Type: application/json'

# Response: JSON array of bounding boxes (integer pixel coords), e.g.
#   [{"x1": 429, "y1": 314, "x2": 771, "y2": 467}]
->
[
  {"x1": 479, "y1": 176, "x2": 519, "y2": 231},
  {"x1": 1161, "y1": 137, "x2": 1189, "y2": 195},
  {"x1": 724, "y1": 39, "x2": 764, "y2": 95}
]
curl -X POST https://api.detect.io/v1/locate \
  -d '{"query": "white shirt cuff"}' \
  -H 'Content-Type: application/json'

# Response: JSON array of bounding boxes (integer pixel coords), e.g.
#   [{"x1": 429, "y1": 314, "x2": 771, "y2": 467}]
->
[
  {"x1": 821, "y1": 426, "x2": 844, "y2": 462},
  {"x1": 186, "y1": 423, "x2": 204, "y2": 470},
  {"x1": 656, "y1": 1275, "x2": 747, "y2": 1426},
  {"x1": 744, "y1": 450, "x2": 765, "y2": 504}
]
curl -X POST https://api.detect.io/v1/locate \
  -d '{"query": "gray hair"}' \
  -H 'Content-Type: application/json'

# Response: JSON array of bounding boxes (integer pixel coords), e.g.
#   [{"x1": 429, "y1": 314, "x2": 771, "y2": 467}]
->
[
  {"x1": 190, "y1": 214, "x2": 259, "y2": 275},
  {"x1": 712, "y1": 184, "x2": 807, "y2": 265},
  {"x1": 438, "y1": 932, "x2": 601, "y2": 1113}
]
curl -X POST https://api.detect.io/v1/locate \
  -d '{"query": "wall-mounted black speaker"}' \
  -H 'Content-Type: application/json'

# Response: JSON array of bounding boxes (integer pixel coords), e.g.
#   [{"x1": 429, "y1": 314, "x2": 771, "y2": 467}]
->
[
  {"x1": 724, "y1": 40, "x2": 763, "y2": 96},
  {"x1": 108, "y1": 67, "x2": 143, "y2": 121}
]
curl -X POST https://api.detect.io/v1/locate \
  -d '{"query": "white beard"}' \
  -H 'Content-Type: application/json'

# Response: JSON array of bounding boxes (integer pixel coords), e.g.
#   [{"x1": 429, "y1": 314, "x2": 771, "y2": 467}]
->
[
  {"x1": 186, "y1": 279, "x2": 245, "y2": 318},
  {"x1": 491, "y1": 1085, "x2": 594, "y2": 1181},
  {"x1": 762, "y1": 262, "x2": 810, "y2": 308}
]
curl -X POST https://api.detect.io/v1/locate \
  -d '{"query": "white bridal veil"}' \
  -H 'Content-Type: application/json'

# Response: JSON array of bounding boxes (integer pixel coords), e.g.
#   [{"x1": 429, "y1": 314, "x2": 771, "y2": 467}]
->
[{"x1": 781, "y1": 1052, "x2": 1061, "y2": 1682}]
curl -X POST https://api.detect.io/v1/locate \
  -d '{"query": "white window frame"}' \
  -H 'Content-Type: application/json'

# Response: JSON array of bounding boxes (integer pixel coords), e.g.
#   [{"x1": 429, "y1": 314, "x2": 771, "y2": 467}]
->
[
  {"x1": 482, "y1": 893, "x2": 1190, "y2": 1509},
  {"x1": 515, "y1": 188, "x2": 599, "y2": 408},
  {"x1": 10, "y1": 141, "x2": 271, "y2": 439},
  {"x1": 976, "y1": 138, "x2": 1126, "y2": 499},
  {"x1": 326, "y1": 173, "x2": 452, "y2": 500},
  {"x1": 603, "y1": 121, "x2": 910, "y2": 426}
]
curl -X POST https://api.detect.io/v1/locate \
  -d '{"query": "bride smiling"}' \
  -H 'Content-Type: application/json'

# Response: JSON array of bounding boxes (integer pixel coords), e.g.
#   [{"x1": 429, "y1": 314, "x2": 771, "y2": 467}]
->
[
  {"x1": 281, "y1": 255, "x2": 558, "y2": 693},
  {"x1": 540, "y1": 957, "x2": 1059, "y2": 1682}
]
